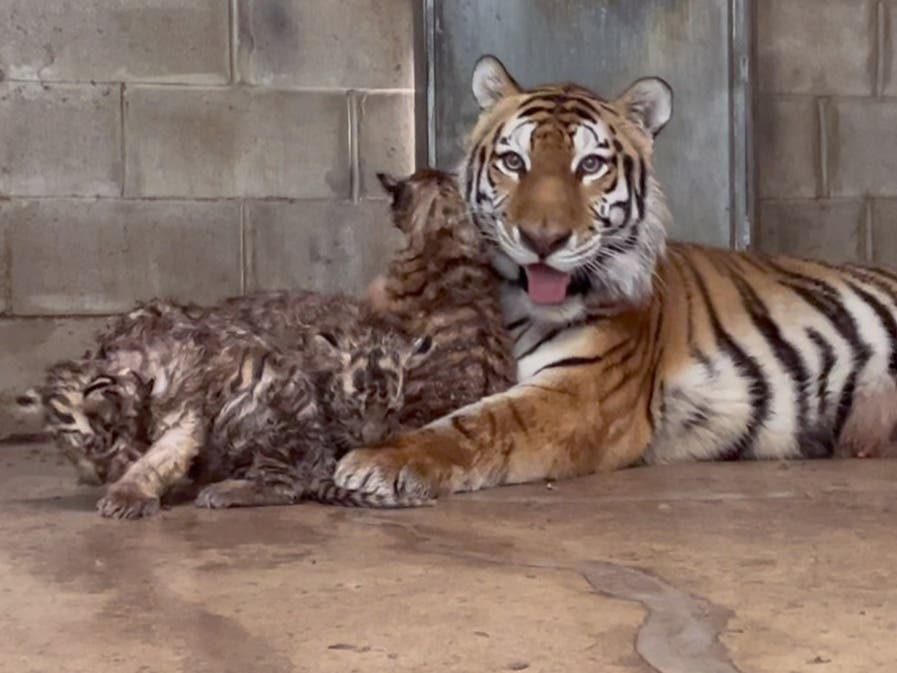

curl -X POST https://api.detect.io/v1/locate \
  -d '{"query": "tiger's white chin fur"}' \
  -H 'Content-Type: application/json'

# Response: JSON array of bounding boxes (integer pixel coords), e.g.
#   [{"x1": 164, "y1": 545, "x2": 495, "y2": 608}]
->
[
  {"x1": 488, "y1": 179, "x2": 670, "y2": 327},
  {"x1": 499, "y1": 282, "x2": 586, "y2": 325}
]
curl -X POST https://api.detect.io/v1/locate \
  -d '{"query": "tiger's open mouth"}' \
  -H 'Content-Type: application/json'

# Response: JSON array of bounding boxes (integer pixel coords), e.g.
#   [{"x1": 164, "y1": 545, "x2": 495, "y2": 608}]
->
[{"x1": 516, "y1": 264, "x2": 592, "y2": 305}]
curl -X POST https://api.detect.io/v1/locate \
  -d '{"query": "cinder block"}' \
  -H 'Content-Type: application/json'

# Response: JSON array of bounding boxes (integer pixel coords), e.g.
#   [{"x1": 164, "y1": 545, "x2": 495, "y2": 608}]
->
[
  {"x1": 245, "y1": 199, "x2": 403, "y2": 295},
  {"x1": 5, "y1": 199, "x2": 242, "y2": 315},
  {"x1": 0, "y1": 317, "x2": 109, "y2": 439},
  {"x1": 237, "y1": 0, "x2": 415, "y2": 89},
  {"x1": 358, "y1": 92, "x2": 417, "y2": 198},
  {"x1": 871, "y1": 200, "x2": 897, "y2": 270},
  {"x1": 755, "y1": 96, "x2": 818, "y2": 199},
  {"x1": 830, "y1": 100, "x2": 897, "y2": 196},
  {"x1": 0, "y1": 83, "x2": 121, "y2": 197},
  {"x1": 125, "y1": 87, "x2": 349, "y2": 199},
  {"x1": 756, "y1": 200, "x2": 864, "y2": 264},
  {"x1": 757, "y1": 0, "x2": 875, "y2": 95},
  {"x1": 0, "y1": 1, "x2": 229, "y2": 84}
]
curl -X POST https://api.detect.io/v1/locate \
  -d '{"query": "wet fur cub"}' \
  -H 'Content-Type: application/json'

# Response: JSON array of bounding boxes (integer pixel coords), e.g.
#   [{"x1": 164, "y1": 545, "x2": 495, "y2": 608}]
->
[
  {"x1": 27, "y1": 297, "x2": 430, "y2": 518},
  {"x1": 370, "y1": 168, "x2": 516, "y2": 427}
]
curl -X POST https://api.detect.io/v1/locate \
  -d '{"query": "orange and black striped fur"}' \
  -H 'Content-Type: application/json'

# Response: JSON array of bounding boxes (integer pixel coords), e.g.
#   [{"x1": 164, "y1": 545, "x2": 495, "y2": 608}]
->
[
  {"x1": 368, "y1": 168, "x2": 515, "y2": 428},
  {"x1": 25, "y1": 297, "x2": 432, "y2": 518},
  {"x1": 334, "y1": 55, "x2": 897, "y2": 500}
]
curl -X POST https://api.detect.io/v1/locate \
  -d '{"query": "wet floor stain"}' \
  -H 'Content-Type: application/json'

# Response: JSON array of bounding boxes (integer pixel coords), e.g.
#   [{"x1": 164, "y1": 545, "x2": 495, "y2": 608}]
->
[{"x1": 581, "y1": 561, "x2": 742, "y2": 673}]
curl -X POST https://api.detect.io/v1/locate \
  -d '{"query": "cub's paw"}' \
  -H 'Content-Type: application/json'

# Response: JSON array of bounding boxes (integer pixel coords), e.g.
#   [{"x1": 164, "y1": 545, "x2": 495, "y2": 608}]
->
[
  {"x1": 195, "y1": 479, "x2": 295, "y2": 509},
  {"x1": 97, "y1": 482, "x2": 160, "y2": 519},
  {"x1": 334, "y1": 447, "x2": 450, "y2": 501},
  {"x1": 194, "y1": 480, "x2": 249, "y2": 509}
]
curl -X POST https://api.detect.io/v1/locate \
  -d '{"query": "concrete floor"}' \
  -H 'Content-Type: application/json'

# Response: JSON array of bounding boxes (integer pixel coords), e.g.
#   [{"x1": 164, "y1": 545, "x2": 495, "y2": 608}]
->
[{"x1": 1, "y1": 444, "x2": 896, "y2": 673}]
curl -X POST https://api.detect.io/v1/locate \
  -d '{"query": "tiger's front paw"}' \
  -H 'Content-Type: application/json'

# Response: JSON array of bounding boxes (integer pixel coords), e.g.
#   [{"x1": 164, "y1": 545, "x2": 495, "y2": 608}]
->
[
  {"x1": 334, "y1": 447, "x2": 452, "y2": 501},
  {"x1": 97, "y1": 482, "x2": 160, "y2": 519}
]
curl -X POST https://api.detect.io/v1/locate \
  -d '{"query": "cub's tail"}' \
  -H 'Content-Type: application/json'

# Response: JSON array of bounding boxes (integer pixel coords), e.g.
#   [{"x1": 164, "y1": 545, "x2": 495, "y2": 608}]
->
[{"x1": 306, "y1": 479, "x2": 434, "y2": 509}]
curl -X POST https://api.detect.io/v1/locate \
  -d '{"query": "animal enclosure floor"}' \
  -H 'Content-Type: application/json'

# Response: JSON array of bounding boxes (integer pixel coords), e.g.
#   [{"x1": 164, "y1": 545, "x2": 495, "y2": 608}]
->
[{"x1": 1, "y1": 443, "x2": 896, "y2": 673}]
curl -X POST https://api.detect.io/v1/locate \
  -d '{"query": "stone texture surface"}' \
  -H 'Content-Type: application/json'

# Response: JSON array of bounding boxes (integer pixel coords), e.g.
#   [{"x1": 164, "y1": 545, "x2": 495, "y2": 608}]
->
[
  {"x1": 829, "y1": 100, "x2": 897, "y2": 197},
  {"x1": 4, "y1": 199, "x2": 242, "y2": 315},
  {"x1": 236, "y1": 0, "x2": 415, "y2": 90},
  {"x1": 756, "y1": 200, "x2": 864, "y2": 263},
  {"x1": 124, "y1": 87, "x2": 350, "y2": 199},
  {"x1": 0, "y1": 83, "x2": 121, "y2": 197},
  {"x1": 358, "y1": 92, "x2": 417, "y2": 199},
  {"x1": 246, "y1": 199, "x2": 402, "y2": 295},
  {"x1": 0, "y1": 1, "x2": 229, "y2": 84},
  {"x1": 871, "y1": 200, "x2": 897, "y2": 270},
  {"x1": 755, "y1": 96, "x2": 818, "y2": 199},
  {"x1": 757, "y1": 0, "x2": 876, "y2": 95},
  {"x1": 0, "y1": 219, "x2": 8, "y2": 314},
  {"x1": 0, "y1": 318, "x2": 108, "y2": 438},
  {"x1": 3, "y1": 447, "x2": 897, "y2": 672}
]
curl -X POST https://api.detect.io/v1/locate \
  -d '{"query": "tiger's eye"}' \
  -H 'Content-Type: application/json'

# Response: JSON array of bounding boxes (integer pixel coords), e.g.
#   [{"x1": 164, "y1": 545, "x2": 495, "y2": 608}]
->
[
  {"x1": 501, "y1": 152, "x2": 525, "y2": 173},
  {"x1": 579, "y1": 154, "x2": 606, "y2": 175}
]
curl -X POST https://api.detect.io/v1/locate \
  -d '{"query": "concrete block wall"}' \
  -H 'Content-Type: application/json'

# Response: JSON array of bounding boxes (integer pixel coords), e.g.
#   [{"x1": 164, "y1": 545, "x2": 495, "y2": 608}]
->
[
  {"x1": 0, "y1": 0, "x2": 417, "y2": 437},
  {"x1": 755, "y1": 0, "x2": 897, "y2": 266}
]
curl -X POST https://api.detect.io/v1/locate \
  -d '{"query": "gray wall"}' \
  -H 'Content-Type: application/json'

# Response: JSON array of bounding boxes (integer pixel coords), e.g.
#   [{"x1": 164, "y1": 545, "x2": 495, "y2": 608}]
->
[
  {"x1": 3, "y1": 0, "x2": 895, "y2": 437},
  {"x1": 755, "y1": 0, "x2": 897, "y2": 265},
  {"x1": 0, "y1": 0, "x2": 418, "y2": 437}
]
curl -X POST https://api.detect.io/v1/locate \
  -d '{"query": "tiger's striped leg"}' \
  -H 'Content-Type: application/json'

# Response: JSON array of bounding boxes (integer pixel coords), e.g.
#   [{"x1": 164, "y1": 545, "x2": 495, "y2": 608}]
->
[
  {"x1": 97, "y1": 409, "x2": 204, "y2": 519},
  {"x1": 334, "y1": 367, "x2": 653, "y2": 500}
]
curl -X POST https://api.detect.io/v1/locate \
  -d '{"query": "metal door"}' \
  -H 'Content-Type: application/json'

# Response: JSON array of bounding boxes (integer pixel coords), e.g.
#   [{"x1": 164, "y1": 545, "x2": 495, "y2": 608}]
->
[{"x1": 422, "y1": 0, "x2": 753, "y2": 249}]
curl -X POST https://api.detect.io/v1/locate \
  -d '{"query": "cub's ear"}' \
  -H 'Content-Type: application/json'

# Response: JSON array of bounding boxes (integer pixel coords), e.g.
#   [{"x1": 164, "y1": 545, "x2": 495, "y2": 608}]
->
[
  {"x1": 472, "y1": 55, "x2": 521, "y2": 110},
  {"x1": 16, "y1": 388, "x2": 41, "y2": 408},
  {"x1": 377, "y1": 172, "x2": 403, "y2": 200},
  {"x1": 313, "y1": 332, "x2": 351, "y2": 366},
  {"x1": 616, "y1": 77, "x2": 673, "y2": 138},
  {"x1": 412, "y1": 335, "x2": 433, "y2": 356},
  {"x1": 403, "y1": 335, "x2": 434, "y2": 369}
]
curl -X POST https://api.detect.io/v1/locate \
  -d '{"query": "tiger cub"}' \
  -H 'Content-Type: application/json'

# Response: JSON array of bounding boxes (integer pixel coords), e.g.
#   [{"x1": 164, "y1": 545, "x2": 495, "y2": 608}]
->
[
  {"x1": 370, "y1": 169, "x2": 516, "y2": 427},
  {"x1": 26, "y1": 297, "x2": 431, "y2": 518}
]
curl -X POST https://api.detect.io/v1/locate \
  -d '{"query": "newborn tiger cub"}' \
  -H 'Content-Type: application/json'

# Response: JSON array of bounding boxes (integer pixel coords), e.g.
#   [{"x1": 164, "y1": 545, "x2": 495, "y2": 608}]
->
[
  {"x1": 370, "y1": 168, "x2": 516, "y2": 427},
  {"x1": 26, "y1": 298, "x2": 431, "y2": 518}
]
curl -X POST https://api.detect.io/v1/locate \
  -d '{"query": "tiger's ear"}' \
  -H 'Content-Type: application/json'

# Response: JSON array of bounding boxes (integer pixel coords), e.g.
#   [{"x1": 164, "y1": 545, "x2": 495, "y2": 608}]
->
[
  {"x1": 472, "y1": 55, "x2": 521, "y2": 110},
  {"x1": 617, "y1": 77, "x2": 673, "y2": 138}
]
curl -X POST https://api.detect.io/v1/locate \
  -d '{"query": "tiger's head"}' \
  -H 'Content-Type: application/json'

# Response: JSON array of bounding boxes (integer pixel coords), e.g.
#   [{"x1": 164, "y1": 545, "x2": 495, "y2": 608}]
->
[{"x1": 461, "y1": 55, "x2": 673, "y2": 324}]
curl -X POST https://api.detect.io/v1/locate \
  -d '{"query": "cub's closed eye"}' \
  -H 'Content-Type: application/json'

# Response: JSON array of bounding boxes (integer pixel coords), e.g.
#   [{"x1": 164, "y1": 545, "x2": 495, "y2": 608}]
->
[
  {"x1": 499, "y1": 152, "x2": 525, "y2": 174},
  {"x1": 578, "y1": 154, "x2": 606, "y2": 176}
]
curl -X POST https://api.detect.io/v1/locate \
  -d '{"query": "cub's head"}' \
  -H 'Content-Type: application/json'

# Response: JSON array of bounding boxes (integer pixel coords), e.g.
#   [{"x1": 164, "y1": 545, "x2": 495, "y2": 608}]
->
[
  {"x1": 21, "y1": 360, "x2": 152, "y2": 486},
  {"x1": 312, "y1": 329, "x2": 432, "y2": 451},
  {"x1": 377, "y1": 168, "x2": 484, "y2": 260},
  {"x1": 462, "y1": 55, "x2": 673, "y2": 323}
]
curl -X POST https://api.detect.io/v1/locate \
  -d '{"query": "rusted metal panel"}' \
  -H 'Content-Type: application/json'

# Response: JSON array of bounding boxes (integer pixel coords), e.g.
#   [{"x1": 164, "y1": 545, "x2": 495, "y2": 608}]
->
[{"x1": 424, "y1": 0, "x2": 753, "y2": 249}]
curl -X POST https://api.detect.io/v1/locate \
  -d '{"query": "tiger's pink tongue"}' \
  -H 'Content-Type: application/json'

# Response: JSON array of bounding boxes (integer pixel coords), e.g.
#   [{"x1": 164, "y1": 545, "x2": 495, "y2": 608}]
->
[{"x1": 525, "y1": 264, "x2": 571, "y2": 305}]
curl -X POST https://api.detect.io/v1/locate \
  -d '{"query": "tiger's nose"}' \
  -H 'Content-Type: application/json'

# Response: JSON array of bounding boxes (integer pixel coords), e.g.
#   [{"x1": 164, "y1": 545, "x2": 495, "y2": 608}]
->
[{"x1": 519, "y1": 230, "x2": 572, "y2": 258}]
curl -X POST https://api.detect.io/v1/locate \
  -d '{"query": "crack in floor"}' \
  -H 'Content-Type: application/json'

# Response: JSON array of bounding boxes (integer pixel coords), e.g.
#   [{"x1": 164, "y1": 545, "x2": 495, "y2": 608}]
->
[{"x1": 369, "y1": 518, "x2": 743, "y2": 673}]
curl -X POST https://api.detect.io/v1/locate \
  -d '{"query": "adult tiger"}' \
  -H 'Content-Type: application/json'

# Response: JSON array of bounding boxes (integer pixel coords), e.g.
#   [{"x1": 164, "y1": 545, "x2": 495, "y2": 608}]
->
[{"x1": 335, "y1": 55, "x2": 897, "y2": 499}]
